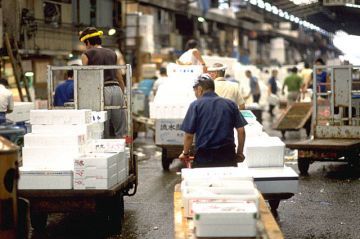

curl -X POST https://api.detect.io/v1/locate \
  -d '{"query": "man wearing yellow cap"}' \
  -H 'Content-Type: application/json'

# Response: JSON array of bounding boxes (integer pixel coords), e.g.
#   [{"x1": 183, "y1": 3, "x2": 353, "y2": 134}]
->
[{"x1": 79, "y1": 27, "x2": 127, "y2": 138}]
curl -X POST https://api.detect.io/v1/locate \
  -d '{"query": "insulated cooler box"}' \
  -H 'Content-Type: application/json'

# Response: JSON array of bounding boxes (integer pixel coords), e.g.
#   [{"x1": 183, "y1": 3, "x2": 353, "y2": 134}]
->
[{"x1": 193, "y1": 202, "x2": 258, "y2": 238}]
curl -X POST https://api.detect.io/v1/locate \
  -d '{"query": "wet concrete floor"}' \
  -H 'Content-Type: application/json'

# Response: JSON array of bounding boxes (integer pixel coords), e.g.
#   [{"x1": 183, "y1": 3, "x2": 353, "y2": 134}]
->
[{"x1": 30, "y1": 112, "x2": 360, "y2": 239}]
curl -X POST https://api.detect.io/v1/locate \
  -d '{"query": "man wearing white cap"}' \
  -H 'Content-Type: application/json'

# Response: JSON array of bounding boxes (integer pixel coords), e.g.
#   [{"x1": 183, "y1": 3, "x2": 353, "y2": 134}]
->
[{"x1": 208, "y1": 63, "x2": 245, "y2": 110}]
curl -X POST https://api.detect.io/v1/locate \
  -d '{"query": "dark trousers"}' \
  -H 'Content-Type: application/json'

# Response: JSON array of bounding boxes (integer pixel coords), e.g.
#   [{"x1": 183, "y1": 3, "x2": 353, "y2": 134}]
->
[
  {"x1": 193, "y1": 144, "x2": 237, "y2": 168},
  {"x1": 253, "y1": 94, "x2": 261, "y2": 103},
  {"x1": 269, "y1": 104, "x2": 275, "y2": 117},
  {"x1": 0, "y1": 112, "x2": 6, "y2": 124}
]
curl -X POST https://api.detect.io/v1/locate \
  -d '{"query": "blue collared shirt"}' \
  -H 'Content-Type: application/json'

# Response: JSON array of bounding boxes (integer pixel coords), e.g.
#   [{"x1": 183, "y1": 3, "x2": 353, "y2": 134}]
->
[
  {"x1": 54, "y1": 80, "x2": 74, "y2": 106},
  {"x1": 181, "y1": 91, "x2": 247, "y2": 150}
]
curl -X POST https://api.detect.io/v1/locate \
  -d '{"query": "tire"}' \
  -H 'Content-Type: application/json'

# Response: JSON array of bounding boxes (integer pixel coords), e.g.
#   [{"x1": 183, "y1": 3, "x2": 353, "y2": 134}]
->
[
  {"x1": 30, "y1": 212, "x2": 48, "y2": 231},
  {"x1": 161, "y1": 148, "x2": 170, "y2": 171},
  {"x1": 298, "y1": 158, "x2": 310, "y2": 175}
]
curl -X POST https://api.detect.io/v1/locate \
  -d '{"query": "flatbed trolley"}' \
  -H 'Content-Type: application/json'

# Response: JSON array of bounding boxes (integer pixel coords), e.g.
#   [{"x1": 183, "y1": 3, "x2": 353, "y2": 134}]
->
[
  {"x1": 286, "y1": 65, "x2": 360, "y2": 175},
  {"x1": 18, "y1": 65, "x2": 137, "y2": 233}
]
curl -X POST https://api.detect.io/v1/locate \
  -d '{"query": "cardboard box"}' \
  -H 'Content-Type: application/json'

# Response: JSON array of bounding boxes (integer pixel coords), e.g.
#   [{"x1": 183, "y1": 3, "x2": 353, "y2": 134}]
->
[
  {"x1": 193, "y1": 201, "x2": 258, "y2": 238},
  {"x1": 30, "y1": 109, "x2": 92, "y2": 125},
  {"x1": 19, "y1": 168, "x2": 73, "y2": 189}
]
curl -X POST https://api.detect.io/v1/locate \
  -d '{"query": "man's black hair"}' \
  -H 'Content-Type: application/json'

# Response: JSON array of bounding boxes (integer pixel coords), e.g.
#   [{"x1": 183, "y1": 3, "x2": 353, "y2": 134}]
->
[
  {"x1": 159, "y1": 67, "x2": 167, "y2": 75},
  {"x1": 304, "y1": 62, "x2": 310, "y2": 68},
  {"x1": 315, "y1": 58, "x2": 325, "y2": 65},
  {"x1": 185, "y1": 39, "x2": 198, "y2": 51},
  {"x1": 0, "y1": 78, "x2": 9, "y2": 87},
  {"x1": 67, "y1": 64, "x2": 80, "y2": 78},
  {"x1": 79, "y1": 27, "x2": 102, "y2": 46},
  {"x1": 195, "y1": 75, "x2": 215, "y2": 91},
  {"x1": 291, "y1": 67, "x2": 298, "y2": 73}
]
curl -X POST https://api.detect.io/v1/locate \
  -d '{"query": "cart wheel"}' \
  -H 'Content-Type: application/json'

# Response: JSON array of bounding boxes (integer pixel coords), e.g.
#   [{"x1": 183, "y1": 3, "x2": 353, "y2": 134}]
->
[
  {"x1": 298, "y1": 158, "x2": 310, "y2": 176},
  {"x1": 161, "y1": 148, "x2": 171, "y2": 171},
  {"x1": 30, "y1": 212, "x2": 48, "y2": 231},
  {"x1": 108, "y1": 194, "x2": 124, "y2": 234}
]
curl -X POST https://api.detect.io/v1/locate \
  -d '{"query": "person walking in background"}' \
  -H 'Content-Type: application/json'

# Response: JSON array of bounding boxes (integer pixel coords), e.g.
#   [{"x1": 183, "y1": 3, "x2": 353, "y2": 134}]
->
[
  {"x1": 54, "y1": 67, "x2": 76, "y2": 107},
  {"x1": 314, "y1": 58, "x2": 328, "y2": 97},
  {"x1": 267, "y1": 69, "x2": 278, "y2": 117},
  {"x1": 152, "y1": 67, "x2": 168, "y2": 96},
  {"x1": 208, "y1": 63, "x2": 245, "y2": 110},
  {"x1": 0, "y1": 78, "x2": 14, "y2": 124},
  {"x1": 282, "y1": 67, "x2": 303, "y2": 104},
  {"x1": 177, "y1": 39, "x2": 207, "y2": 72},
  {"x1": 245, "y1": 70, "x2": 261, "y2": 103},
  {"x1": 79, "y1": 27, "x2": 127, "y2": 138},
  {"x1": 300, "y1": 62, "x2": 313, "y2": 99}
]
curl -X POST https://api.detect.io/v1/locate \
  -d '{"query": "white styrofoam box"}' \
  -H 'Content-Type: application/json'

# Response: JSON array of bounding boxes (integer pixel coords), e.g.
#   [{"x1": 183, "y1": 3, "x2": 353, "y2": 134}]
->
[
  {"x1": 118, "y1": 168, "x2": 129, "y2": 184},
  {"x1": 74, "y1": 163, "x2": 117, "y2": 179},
  {"x1": 6, "y1": 102, "x2": 35, "y2": 122},
  {"x1": 22, "y1": 146, "x2": 83, "y2": 169},
  {"x1": 86, "y1": 139, "x2": 125, "y2": 153},
  {"x1": 24, "y1": 133, "x2": 86, "y2": 147},
  {"x1": 91, "y1": 111, "x2": 107, "y2": 123},
  {"x1": 181, "y1": 180, "x2": 256, "y2": 195},
  {"x1": 155, "y1": 119, "x2": 184, "y2": 145},
  {"x1": 31, "y1": 124, "x2": 92, "y2": 138},
  {"x1": 30, "y1": 109, "x2": 92, "y2": 125},
  {"x1": 244, "y1": 121, "x2": 263, "y2": 137},
  {"x1": 74, "y1": 153, "x2": 118, "y2": 169},
  {"x1": 74, "y1": 173, "x2": 118, "y2": 190},
  {"x1": 193, "y1": 201, "x2": 257, "y2": 238},
  {"x1": 181, "y1": 167, "x2": 253, "y2": 181},
  {"x1": 244, "y1": 137, "x2": 285, "y2": 168},
  {"x1": 183, "y1": 190, "x2": 260, "y2": 218},
  {"x1": 18, "y1": 168, "x2": 73, "y2": 189},
  {"x1": 247, "y1": 166, "x2": 298, "y2": 194}
]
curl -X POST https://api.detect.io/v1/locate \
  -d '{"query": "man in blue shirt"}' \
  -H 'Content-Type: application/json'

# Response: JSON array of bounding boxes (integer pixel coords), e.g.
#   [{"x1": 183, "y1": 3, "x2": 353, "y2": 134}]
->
[
  {"x1": 179, "y1": 74, "x2": 247, "y2": 168},
  {"x1": 245, "y1": 70, "x2": 261, "y2": 103},
  {"x1": 54, "y1": 69, "x2": 74, "y2": 106}
]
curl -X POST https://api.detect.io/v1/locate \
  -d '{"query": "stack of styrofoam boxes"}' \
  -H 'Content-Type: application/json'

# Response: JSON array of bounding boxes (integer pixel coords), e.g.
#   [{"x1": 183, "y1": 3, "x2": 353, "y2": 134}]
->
[
  {"x1": 126, "y1": 14, "x2": 154, "y2": 53},
  {"x1": 19, "y1": 109, "x2": 93, "y2": 189},
  {"x1": 74, "y1": 139, "x2": 127, "y2": 190},
  {"x1": 181, "y1": 167, "x2": 259, "y2": 238},
  {"x1": 6, "y1": 102, "x2": 35, "y2": 122},
  {"x1": 149, "y1": 64, "x2": 201, "y2": 119}
]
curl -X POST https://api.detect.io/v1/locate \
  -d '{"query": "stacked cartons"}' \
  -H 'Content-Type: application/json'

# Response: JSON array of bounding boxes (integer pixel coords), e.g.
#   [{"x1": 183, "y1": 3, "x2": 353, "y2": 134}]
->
[
  {"x1": 180, "y1": 167, "x2": 259, "y2": 237},
  {"x1": 19, "y1": 109, "x2": 94, "y2": 189},
  {"x1": 73, "y1": 153, "x2": 118, "y2": 190},
  {"x1": 74, "y1": 139, "x2": 128, "y2": 189}
]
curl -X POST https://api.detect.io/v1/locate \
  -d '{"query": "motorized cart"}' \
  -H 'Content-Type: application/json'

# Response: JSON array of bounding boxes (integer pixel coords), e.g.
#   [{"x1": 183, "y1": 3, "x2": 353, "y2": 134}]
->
[
  {"x1": 18, "y1": 65, "x2": 138, "y2": 233},
  {"x1": 286, "y1": 65, "x2": 360, "y2": 175}
]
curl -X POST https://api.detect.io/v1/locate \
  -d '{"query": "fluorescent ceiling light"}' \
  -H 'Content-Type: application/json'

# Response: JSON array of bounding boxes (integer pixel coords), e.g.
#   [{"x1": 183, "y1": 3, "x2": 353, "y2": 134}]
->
[
  {"x1": 198, "y1": 17, "x2": 205, "y2": 22},
  {"x1": 25, "y1": 72, "x2": 34, "y2": 77},
  {"x1": 108, "y1": 28, "x2": 116, "y2": 36},
  {"x1": 346, "y1": 3, "x2": 360, "y2": 8}
]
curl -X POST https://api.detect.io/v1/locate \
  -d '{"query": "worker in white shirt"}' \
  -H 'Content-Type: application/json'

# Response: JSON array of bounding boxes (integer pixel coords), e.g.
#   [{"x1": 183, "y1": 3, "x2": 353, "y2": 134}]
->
[
  {"x1": 0, "y1": 78, "x2": 14, "y2": 124},
  {"x1": 208, "y1": 63, "x2": 245, "y2": 110}
]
